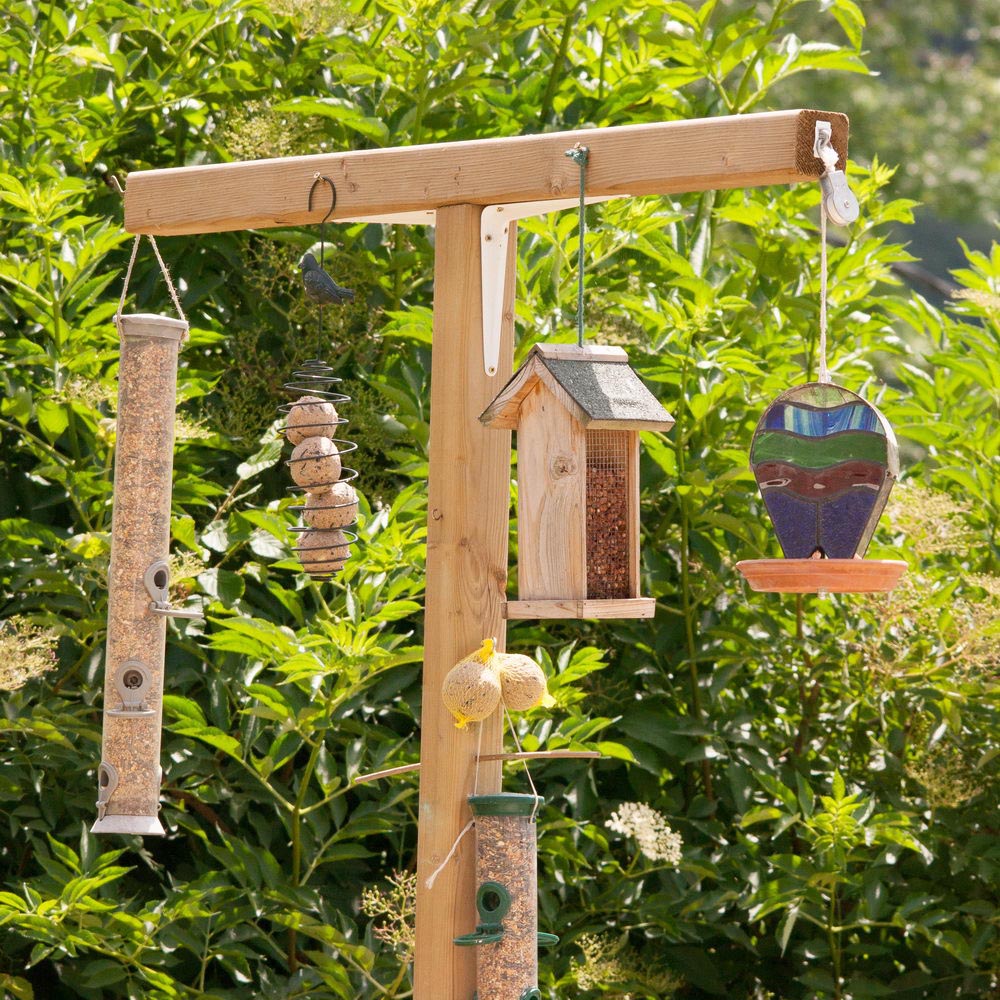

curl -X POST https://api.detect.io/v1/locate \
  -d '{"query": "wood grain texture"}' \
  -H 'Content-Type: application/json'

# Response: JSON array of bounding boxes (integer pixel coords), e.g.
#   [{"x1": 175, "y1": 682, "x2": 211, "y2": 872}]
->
[
  {"x1": 479, "y1": 355, "x2": 588, "y2": 431},
  {"x1": 123, "y1": 110, "x2": 849, "y2": 235},
  {"x1": 504, "y1": 598, "x2": 657, "y2": 619},
  {"x1": 413, "y1": 207, "x2": 515, "y2": 1000},
  {"x1": 516, "y1": 385, "x2": 587, "y2": 602}
]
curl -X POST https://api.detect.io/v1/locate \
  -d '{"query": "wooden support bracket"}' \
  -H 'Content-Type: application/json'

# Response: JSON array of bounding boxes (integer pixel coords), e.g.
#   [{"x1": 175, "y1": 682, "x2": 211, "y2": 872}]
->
[{"x1": 480, "y1": 197, "x2": 612, "y2": 376}]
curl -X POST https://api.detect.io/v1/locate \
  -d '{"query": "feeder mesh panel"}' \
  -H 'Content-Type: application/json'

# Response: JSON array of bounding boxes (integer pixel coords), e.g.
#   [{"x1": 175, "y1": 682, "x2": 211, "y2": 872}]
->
[{"x1": 586, "y1": 430, "x2": 630, "y2": 599}]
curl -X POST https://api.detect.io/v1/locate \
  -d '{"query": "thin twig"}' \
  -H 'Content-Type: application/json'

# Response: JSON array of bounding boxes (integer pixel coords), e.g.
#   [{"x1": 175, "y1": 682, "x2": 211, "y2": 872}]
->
[{"x1": 353, "y1": 749, "x2": 601, "y2": 784}]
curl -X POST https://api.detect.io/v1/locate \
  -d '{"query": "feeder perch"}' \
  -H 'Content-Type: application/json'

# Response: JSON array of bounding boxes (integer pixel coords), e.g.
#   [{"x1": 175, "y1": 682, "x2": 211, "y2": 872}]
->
[
  {"x1": 454, "y1": 794, "x2": 558, "y2": 1000},
  {"x1": 94, "y1": 312, "x2": 188, "y2": 836},
  {"x1": 736, "y1": 382, "x2": 906, "y2": 593},
  {"x1": 480, "y1": 344, "x2": 673, "y2": 619}
]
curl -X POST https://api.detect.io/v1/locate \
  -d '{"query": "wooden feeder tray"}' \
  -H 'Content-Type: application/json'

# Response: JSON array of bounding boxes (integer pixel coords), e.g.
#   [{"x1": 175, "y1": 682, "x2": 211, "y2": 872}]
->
[
  {"x1": 736, "y1": 558, "x2": 906, "y2": 594},
  {"x1": 504, "y1": 598, "x2": 655, "y2": 619}
]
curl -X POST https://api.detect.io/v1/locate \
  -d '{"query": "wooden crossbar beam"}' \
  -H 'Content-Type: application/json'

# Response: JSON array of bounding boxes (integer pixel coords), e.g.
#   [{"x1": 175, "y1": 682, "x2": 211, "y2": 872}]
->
[{"x1": 123, "y1": 109, "x2": 847, "y2": 235}]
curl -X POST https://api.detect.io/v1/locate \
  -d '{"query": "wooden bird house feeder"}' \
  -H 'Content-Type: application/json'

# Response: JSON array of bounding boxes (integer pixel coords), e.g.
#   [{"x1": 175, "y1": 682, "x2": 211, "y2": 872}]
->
[{"x1": 480, "y1": 343, "x2": 673, "y2": 620}]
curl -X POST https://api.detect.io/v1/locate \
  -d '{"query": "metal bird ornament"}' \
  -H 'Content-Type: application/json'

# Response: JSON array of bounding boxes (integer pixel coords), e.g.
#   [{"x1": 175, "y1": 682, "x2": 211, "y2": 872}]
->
[{"x1": 300, "y1": 252, "x2": 355, "y2": 305}]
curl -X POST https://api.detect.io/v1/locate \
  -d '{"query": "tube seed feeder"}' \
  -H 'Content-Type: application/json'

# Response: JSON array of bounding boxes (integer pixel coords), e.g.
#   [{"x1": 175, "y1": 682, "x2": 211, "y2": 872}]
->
[
  {"x1": 94, "y1": 311, "x2": 188, "y2": 835},
  {"x1": 454, "y1": 794, "x2": 557, "y2": 1000}
]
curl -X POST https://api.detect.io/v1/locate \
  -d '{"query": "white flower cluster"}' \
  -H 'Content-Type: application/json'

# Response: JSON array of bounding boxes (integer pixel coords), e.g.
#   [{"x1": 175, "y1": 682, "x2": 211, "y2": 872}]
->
[
  {"x1": 606, "y1": 802, "x2": 683, "y2": 864},
  {"x1": 360, "y1": 870, "x2": 416, "y2": 959},
  {"x1": 0, "y1": 616, "x2": 58, "y2": 692},
  {"x1": 572, "y1": 932, "x2": 683, "y2": 996}
]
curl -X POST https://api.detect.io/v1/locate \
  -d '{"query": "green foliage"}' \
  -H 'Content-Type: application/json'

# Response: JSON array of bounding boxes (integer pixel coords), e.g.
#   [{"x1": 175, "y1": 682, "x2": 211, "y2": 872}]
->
[
  {"x1": 1, "y1": 2, "x2": 998, "y2": 999},
  {"x1": 777, "y1": 0, "x2": 1000, "y2": 222}
]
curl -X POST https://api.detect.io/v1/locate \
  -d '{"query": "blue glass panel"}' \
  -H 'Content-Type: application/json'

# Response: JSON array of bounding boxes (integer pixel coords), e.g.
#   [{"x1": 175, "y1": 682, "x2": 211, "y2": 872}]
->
[
  {"x1": 819, "y1": 491, "x2": 878, "y2": 558},
  {"x1": 763, "y1": 402, "x2": 882, "y2": 436},
  {"x1": 762, "y1": 491, "x2": 819, "y2": 559}
]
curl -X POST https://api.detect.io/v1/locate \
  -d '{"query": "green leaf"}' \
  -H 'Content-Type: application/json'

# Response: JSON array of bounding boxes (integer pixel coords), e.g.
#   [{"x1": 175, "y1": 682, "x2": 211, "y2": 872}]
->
[
  {"x1": 236, "y1": 438, "x2": 283, "y2": 480},
  {"x1": 594, "y1": 741, "x2": 636, "y2": 763},
  {"x1": 372, "y1": 599, "x2": 422, "y2": 622},
  {"x1": 0, "y1": 892, "x2": 29, "y2": 912},
  {"x1": 0, "y1": 974, "x2": 34, "y2": 999},
  {"x1": 271, "y1": 97, "x2": 391, "y2": 144},
  {"x1": 831, "y1": 771, "x2": 846, "y2": 799},
  {"x1": 170, "y1": 723, "x2": 242, "y2": 759},
  {"x1": 740, "y1": 806, "x2": 784, "y2": 827},
  {"x1": 79, "y1": 960, "x2": 127, "y2": 988},
  {"x1": 776, "y1": 902, "x2": 799, "y2": 954},
  {"x1": 755, "y1": 773, "x2": 798, "y2": 810},
  {"x1": 35, "y1": 400, "x2": 70, "y2": 442},
  {"x1": 197, "y1": 568, "x2": 245, "y2": 606},
  {"x1": 245, "y1": 683, "x2": 294, "y2": 722},
  {"x1": 162, "y1": 695, "x2": 207, "y2": 726}
]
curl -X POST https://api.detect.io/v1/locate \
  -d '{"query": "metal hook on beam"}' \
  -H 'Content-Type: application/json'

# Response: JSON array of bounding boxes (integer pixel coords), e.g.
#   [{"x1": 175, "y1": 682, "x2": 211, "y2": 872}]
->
[
  {"x1": 308, "y1": 173, "x2": 337, "y2": 224},
  {"x1": 308, "y1": 174, "x2": 338, "y2": 267}
]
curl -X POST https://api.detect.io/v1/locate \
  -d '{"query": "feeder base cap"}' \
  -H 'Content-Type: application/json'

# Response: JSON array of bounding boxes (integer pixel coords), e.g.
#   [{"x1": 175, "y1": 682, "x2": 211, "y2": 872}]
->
[{"x1": 91, "y1": 815, "x2": 165, "y2": 836}]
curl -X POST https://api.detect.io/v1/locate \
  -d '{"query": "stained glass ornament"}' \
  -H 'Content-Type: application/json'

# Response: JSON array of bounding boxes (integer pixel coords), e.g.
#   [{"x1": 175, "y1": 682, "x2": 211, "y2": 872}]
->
[{"x1": 737, "y1": 382, "x2": 906, "y2": 593}]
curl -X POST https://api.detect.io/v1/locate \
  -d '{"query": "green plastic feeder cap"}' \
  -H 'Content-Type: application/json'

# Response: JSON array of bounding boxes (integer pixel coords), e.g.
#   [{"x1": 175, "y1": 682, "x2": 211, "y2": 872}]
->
[{"x1": 468, "y1": 793, "x2": 543, "y2": 816}]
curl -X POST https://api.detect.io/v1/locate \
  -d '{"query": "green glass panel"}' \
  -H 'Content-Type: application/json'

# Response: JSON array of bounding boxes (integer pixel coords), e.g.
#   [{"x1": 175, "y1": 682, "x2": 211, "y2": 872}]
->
[{"x1": 751, "y1": 430, "x2": 888, "y2": 468}]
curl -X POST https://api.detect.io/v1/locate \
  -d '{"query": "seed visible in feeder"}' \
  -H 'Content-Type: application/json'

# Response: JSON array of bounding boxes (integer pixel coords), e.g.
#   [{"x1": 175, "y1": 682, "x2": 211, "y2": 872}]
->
[
  {"x1": 442, "y1": 638, "x2": 502, "y2": 728},
  {"x1": 296, "y1": 527, "x2": 350, "y2": 574},
  {"x1": 495, "y1": 653, "x2": 547, "y2": 711},
  {"x1": 286, "y1": 395, "x2": 340, "y2": 445},
  {"x1": 302, "y1": 480, "x2": 358, "y2": 530},
  {"x1": 289, "y1": 436, "x2": 342, "y2": 488}
]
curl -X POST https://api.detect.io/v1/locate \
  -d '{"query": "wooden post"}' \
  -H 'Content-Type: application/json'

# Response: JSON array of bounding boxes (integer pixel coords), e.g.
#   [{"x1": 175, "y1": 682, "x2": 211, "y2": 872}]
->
[{"x1": 414, "y1": 205, "x2": 516, "y2": 1000}]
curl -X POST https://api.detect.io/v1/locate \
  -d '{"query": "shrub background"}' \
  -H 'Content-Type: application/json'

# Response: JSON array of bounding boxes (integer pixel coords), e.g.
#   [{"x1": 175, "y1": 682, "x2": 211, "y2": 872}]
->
[{"x1": 1, "y1": 2, "x2": 997, "y2": 998}]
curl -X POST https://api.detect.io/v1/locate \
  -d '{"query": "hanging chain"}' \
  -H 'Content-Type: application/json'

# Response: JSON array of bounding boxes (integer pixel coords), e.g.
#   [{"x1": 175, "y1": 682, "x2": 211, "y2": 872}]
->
[
  {"x1": 564, "y1": 144, "x2": 590, "y2": 347},
  {"x1": 308, "y1": 174, "x2": 338, "y2": 345}
]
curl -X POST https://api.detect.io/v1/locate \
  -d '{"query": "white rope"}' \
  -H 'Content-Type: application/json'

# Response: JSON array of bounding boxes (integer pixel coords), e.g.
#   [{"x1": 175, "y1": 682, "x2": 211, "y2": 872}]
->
[
  {"x1": 814, "y1": 134, "x2": 839, "y2": 386},
  {"x1": 117, "y1": 235, "x2": 141, "y2": 319},
  {"x1": 817, "y1": 201, "x2": 830, "y2": 384},
  {"x1": 425, "y1": 719, "x2": 486, "y2": 891},
  {"x1": 424, "y1": 819, "x2": 474, "y2": 891},
  {"x1": 116, "y1": 234, "x2": 187, "y2": 324}
]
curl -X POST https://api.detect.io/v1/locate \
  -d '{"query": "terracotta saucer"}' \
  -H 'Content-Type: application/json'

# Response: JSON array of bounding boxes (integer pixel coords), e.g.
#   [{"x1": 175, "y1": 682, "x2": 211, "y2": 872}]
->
[{"x1": 736, "y1": 558, "x2": 907, "y2": 594}]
